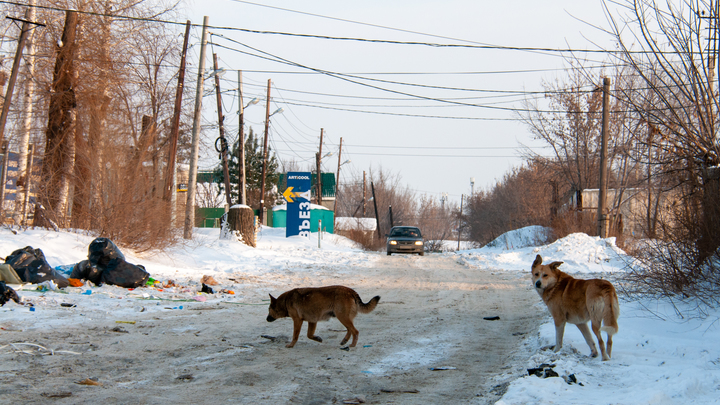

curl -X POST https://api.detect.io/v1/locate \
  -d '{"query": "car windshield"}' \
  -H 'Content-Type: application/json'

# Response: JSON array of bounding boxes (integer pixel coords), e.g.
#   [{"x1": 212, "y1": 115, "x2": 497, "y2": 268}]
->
[{"x1": 390, "y1": 228, "x2": 421, "y2": 238}]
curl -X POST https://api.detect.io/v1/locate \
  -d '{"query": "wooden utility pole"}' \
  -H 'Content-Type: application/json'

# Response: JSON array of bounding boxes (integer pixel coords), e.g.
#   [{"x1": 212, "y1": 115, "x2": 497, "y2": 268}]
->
[
  {"x1": 212, "y1": 53, "x2": 232, "y2": 207},
  {"x1": 371, "y1": 181, "x2": 381, "y2": 240},
  {"x1": 183, "y1": 16, "x2": 209, "y2": 239},
  {"x1": 259, "y1": 79, "x2": 272, "y2": 223},
  {"x1": 458, "y1": 194, "x2": 463, "y2": 250},
  {"x1": 315, "y1": 128, "x2": 324, "y2": 206},
  {"x1": 0, "y1": 10, "x2": 45, "y2": 145},
  {"x1": 597, "y1": 77, "x2": 610, "y2": 238},
  {"x1": 163, "y1": 20, "x2": 190, "y2": 203},
  {"x1": 362, "y1": 171, "x2": 366, "y2": 216},
  {"x1": 237, "y1": 70, "x2": 247, "y2": 205},
  {"x1": 333, "y1": 137, "x2": 343, "y2": 227}
]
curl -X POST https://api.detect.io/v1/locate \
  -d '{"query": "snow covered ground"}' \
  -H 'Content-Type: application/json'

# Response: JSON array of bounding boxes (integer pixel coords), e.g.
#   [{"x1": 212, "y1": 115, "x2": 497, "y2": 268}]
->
[{"x1": 1, "y1": 226, "x2": 719, "y2": 404}]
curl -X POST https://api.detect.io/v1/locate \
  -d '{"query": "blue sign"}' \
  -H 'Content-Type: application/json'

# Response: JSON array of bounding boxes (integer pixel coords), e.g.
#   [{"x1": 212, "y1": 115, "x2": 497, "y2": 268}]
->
[{"x1": 285, "y1": 172, "x2": 312, "y2": 237}]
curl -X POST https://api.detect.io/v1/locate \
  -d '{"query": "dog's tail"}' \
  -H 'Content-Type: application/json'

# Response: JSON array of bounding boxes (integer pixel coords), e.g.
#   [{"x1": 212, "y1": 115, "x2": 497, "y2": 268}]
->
[
  {"x1": 358, "y1": 295, "x2": 380, "y2": 314},
  {"x1": 600, "y1": 293, "x2": 620, "y2": 335}
]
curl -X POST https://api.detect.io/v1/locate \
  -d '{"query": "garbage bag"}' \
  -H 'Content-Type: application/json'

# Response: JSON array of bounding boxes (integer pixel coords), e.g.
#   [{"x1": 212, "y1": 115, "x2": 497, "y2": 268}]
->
[
  {"x1": 100, "y1": 261, "x2": 149, "y2": 288},
  {"x1": 88, "y1": 238, "x2": 125, "y2": 268},
  {"x1": 4, "y1": 246, "x2": 70, "y2": 288},
  {"x1": 74, "y1": 238, "x2": 149, "y2": 288},
  {"x1": 69, "y1": 260, "x2": 103, "y2": 286},
  {"x1": 0, "y1": 281, "x2": 20, "y2": 306}
]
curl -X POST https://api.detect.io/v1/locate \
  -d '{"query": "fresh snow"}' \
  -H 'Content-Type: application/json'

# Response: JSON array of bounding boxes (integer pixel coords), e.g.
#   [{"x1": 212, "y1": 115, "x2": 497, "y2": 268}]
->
[{"x1": 1, "y1": 226, "x2": 719, "y2": 404}]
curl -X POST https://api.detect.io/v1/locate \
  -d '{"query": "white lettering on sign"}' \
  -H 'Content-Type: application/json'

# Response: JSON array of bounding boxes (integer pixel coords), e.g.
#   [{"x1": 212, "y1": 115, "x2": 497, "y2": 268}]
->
[
  {"x1": 299, "y1": 231, "x2": 310, "y2": 237},
  {"x1": 300, "y1": 220, "x2": 310, "y2": 230},
  {"x1": 299, "y1": 211, "x2": 310, "y2": 219},
  {"x1": 288, "y1": 175, "x2": 310, "y2": 180},
  {"x1": 299, "y1": 202, "x2": 310, "y2": 210}
]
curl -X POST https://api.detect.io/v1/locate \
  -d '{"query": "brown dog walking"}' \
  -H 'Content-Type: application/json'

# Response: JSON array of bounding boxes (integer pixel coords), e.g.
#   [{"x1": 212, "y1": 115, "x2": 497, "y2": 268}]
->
[
  {"x1": 531, "y1": 254, "x2": 619, "y2": 360},
  {"x1": 267, "y1": 285, "x2": 380, "y2": 348}
]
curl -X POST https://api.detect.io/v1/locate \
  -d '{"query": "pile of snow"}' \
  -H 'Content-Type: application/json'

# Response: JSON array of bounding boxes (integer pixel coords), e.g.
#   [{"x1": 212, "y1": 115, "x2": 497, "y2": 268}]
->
[
  {"x1": 484, "y1": 225, "x2": 552, "y2": 250},
  {"x1": 456, "y1": 231, "x2": 628, "y2": 274}
]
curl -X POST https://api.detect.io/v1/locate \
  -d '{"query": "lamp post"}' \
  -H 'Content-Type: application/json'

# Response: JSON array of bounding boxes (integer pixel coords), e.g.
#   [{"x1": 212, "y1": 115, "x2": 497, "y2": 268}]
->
[{"x1": 258, "y1": 104, "x2": 283, "y2": 224}]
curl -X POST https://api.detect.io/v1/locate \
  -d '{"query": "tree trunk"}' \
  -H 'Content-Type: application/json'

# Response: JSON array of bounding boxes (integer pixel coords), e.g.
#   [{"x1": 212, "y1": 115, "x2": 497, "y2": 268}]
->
[
  {"x1": 227, "y1": 206, "x2": 256, "y2": 247},
  {"x1": 37, "y1": 10, "x2": 78, "y2": 227}
]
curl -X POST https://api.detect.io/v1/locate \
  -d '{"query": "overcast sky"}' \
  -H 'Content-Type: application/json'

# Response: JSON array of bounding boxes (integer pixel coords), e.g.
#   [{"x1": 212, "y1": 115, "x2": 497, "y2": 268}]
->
[{"x1": 181, "y1": 0, "x2": 617, "y2": 203}]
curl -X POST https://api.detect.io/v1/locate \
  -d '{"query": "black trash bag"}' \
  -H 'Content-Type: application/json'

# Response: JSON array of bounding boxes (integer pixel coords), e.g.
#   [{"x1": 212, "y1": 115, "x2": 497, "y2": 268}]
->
[
  {"x1": 78, "y1": 237, "x2": 149, "y2": 288},
  {"x1": 100, "y1": 261, "x2": 149, "y2": 288},
  {"x1": 69, "y1": 260, "x2": 103, "y2": 286},
  {"x1": 88, "y1": 238, "x2": 125, "y2": 269},
  {"x1": 5, "y1": 246, "x2": 70, "y2": 288},
  {"x1": 0, "y1": 281, "x2": 20, "y2": 306}
]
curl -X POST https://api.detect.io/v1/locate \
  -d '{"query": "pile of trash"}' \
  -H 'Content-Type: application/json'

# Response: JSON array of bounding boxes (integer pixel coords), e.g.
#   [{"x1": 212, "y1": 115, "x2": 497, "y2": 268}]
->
[{"x1": 0, "y1": 237, "x2": 149, "y2": 291}]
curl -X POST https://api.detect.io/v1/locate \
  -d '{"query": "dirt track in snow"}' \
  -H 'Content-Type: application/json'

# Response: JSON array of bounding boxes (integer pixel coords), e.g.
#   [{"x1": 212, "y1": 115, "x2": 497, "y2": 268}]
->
[{"x1": 0, "y1": 254, "x2": 544, "y2": 404}]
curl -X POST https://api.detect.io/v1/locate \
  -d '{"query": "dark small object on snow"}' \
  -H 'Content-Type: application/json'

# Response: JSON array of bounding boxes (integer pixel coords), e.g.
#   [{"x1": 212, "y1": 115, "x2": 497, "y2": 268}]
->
[
  {"x1": 201, "y1": 283, "x2": 214, "y2": 294},
  {"x1": 5, "y1": 246, "x2": 69, "y2": 288},
  {"x1": 261, "y1": 335, "x2": 277, "y2": 341},
  {"x1": 0, "y1": 281, "x2": 20, "y2": 306},
  {"x1": 528, "y1": 363, "x2": 558, "y2": 378},
  {"x1": 111, "y1": 326, "x2": 128, "y2": 333},
  {"x1": 41, "y1": 392, "x2": 73, "y2": 398},
  {"x1": 483, "y1": 316, "x2": 500, "y2": 321},
  {"x1": 340, "y1": 346, "x2": 350, "y2": 351},
  {"x1": 176, "y1": 374, "x2": 194, "y2": 381},
  {"x1": 564, "y1": 373, "x2": 583, "y2": 385},
  {"x1": 60, "y1": 302, "x2": 76, "y2": 308}
]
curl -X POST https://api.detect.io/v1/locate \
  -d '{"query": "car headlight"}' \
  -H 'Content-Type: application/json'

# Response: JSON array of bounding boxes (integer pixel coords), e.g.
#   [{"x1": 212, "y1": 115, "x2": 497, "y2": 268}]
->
[
  {"x1": 389, "y1": 240, "x2": 397, "y2": 245},
  {"x1": 414, "y1": 241, "x2": 423, "y2": 246}
]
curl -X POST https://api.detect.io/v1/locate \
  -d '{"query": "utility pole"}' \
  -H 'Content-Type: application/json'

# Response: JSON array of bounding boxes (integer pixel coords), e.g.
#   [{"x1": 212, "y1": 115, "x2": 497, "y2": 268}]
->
[
  {"x1": 458, "y1": 194, "x2": 463, "y2": 251},
  {"x1": 597, "y1": 77, "x2": 610, "y2": 238},
  {"x1": 183, "y1": 16, "x2": 209, "y2": 240},
  {"x1": 212, "y1": 53, "x2": 232, "y2": 207},
  {"x1": 0, "y1": 10, "x2": 45, "y2": 145},
  {"x1": 259, "y1": 79, "x2": 271, "y2": 223},
  {"x1": 164, "y1": 20, "x2": 190, "y2": 204},
  {"x1": 371, "y1": 181, "x2": 381, "y2": 240},
  {"x1": 362, "y1": 171, "x2": 366, "y2": 216},
  {"x1": 333, "y1": 137, "x2": 343, "y2": 227},
  {"x1": 237, "y1": 70, "x2": 247, "y2": 205},
  {"x1": 315, "y1": 128, "x2": 324, "y2": 206}
]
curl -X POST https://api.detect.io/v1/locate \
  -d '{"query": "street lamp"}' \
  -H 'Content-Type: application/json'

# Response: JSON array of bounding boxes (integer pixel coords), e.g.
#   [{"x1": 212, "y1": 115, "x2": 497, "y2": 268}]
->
[
  {"x1": 237, "y1": 96, "x2": 259, "y2": 205},
  {"x1": 259, "y1": 105, "x2": 284, "y2": 222}
]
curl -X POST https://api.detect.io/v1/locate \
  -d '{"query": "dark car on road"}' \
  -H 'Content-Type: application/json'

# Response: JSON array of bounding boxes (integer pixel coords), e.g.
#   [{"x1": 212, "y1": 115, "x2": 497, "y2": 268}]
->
[{"x1": 386, "y1": 226, "x2": 424, "y2": 256}]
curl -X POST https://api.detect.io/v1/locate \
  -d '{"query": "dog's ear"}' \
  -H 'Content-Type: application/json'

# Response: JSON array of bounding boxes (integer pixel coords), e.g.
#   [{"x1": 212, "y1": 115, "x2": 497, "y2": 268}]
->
[
  {"x1": 269, "y1": 294, "x2": 276, "y2": 303},
  {"x1": 532, "y1": 254, "x2": 542, "y2": 268},
  {"x1": 549, "y1": 261, "x2": 563, "y2": 270}
]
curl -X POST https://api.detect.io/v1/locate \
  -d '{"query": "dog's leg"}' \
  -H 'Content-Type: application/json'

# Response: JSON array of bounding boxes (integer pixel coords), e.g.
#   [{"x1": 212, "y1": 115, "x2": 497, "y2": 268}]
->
[
  {"x1": 306, "y1": 322, "x2": 322, "y2": 343},
  {"x1": 337, "y1": 316, "x2": 359, "y2": 347},
  {"x1": 287, "y1": 318, "x2": 303, "y2": 348},
  {"x1": 576, "y1": 323, "x2": 599, "y2": 358},
  {"x1": 607, "y1": 332, "x2": 613, "y2": 359},
  {"x1": 591, "y1": 321, "x2": 609, "y2": 361},
  {"x1": 553, "y1": 321, "x2": 566, "y2": 352}
]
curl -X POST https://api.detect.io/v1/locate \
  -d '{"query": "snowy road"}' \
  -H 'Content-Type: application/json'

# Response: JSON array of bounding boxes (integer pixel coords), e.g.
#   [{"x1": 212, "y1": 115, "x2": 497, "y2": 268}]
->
[{"x1": 1, "y1": 253, "x2": 543, "y2": 404}]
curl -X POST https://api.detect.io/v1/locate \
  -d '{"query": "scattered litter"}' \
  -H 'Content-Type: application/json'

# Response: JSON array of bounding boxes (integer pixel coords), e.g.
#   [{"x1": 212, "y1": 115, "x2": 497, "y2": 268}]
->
[
  {"x1": 201, "y1": 275, "x2": 219, "y2": 286},
  {"x1": 38, "y1": 280, "x2": 58, "y2": 291},
  {"x1": 219, "y1": 289, "x2": 235, "y2": 295},
  {"x1": 115, "y1": 320, "x2": 136, "y2": 324},
  {"x1": 193, "y1": 295, "x2": 207, "y2": 302},
  {"x1": 342, "y1": 395, "x2": 366, "y2": 404},
  {"x1": 380, "y1": 388, "x2": 419, "y2": 394},
  {"x1": 82, "y1": 290, "x2": 92, "y2": 295},
  {"x1": 1, "y1": 342, "x2": 80, "y2": 356},
  {"x1": 341, "y1": 346, "x2": 350, "y2": 351},
  {"x1": 176, "y1": 374, "x2": 194, "y2": 381},
  {"x1": 60, "y1": 303, "x2": 76, "y2": 308},
  {"x1": 29, "y1": 307, "x2": 35, "y2": 312},
  {"x1": 483, "y1": 316, "x2": 500, "y2": 321},
  {"x1": 261, "y1": 335, "x2": 277, "y2": 341},
  {"x1": 67, "y1": 278, "x2": 83, "y2": 287},
  {"x1": 429, "y1": 366, "x2": 456, "y2": 371},
  {"x1": 363, "y1": 345, "x2": 372, "y2": 348},
  {"x1": 201, "y1": 283, "x2": 214, "y2": 294},
  {"x1": 75, "y1": 378, "x2": 102, "y2": 386},
  {"x1": 41, "y1": 392, "x2": 73, "y2": 398},
  {"x1": 110, "y1": 326, "x2": 128, "y2": 333},
  {"x1": 563, "y1": 373, "x2": 583, "y2": 386}
]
